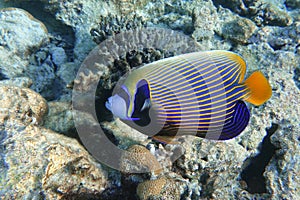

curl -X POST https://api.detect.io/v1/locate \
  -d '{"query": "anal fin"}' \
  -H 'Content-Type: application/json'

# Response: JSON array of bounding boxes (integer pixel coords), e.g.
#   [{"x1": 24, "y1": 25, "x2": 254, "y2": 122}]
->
[
  {"x1": 217, "y1": 100, "x2": 250, "y2": 140},
  {"x1": 152, "y1": 135, "x2": 179, "y2": 144}
]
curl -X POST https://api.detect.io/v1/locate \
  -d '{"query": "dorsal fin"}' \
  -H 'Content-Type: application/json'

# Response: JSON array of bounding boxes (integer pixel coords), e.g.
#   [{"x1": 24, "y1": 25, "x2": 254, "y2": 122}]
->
[{"x1": 207, "y1": 50, "x2": 247, "y2": 83}]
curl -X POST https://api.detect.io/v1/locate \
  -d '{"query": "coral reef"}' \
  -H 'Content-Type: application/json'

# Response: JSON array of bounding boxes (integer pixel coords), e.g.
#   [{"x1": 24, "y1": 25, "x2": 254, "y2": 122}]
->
[
  {"x1": 218, "y1": 8, "x2": 257, "y2": 44},
  {"x1": 285, "y1": 0, "x2": 300, "y2": 9},
  {"x1": 0, "y1": 77, "x2": 33, "y2": 88},
  {"x1": 113, "y1": 0, "x2": 151, "y2": 15},
  {"x1": 137, "y1": 178, "x2": 180, "y2": 200},
  {"x1": 0, "y1": 85, "x2": 107, "y2": 199},
  {"x1": 192, "y1": 0, "x2": 218, "y2": 41},
  {"x1": 0, "y1": 7, "x2": 48, "y2": 79},
  {"x1": 90, "y1": 14, "x2": 146, "y2": 44},
  {"x1": 120, "y1": 144, "x2": 162, "y2": 175},
  {"x1": 43, "y1": 101, "x2": 75, "y2": 137},
  {"x1": 0, "y1": 85, "x2": 48, "y2": 124},
  {"x1": 0, "y1": 0, "x2": 299, "y2": 199},
  {"x1": 212, "y1": 0, "x2": 293, "y2": 27},
  {"x1": 266, "y1": 122, "x2": 300, "y2": 199}
]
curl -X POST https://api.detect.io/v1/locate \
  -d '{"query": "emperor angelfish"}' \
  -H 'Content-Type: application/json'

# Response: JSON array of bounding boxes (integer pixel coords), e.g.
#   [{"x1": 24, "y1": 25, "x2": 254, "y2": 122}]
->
[{"x1": 105, "y1": 50, "x2": 272, "y2": 142}]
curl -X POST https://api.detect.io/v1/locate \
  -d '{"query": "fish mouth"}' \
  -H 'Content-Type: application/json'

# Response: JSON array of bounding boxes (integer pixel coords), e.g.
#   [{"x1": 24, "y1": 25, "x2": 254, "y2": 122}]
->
[{"x1": 105, "y1": 97, "x2": 113, "y2": 111}]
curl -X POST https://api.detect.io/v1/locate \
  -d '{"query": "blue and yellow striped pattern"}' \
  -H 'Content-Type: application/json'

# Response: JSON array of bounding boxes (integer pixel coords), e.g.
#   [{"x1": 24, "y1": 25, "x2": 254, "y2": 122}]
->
[
  {"x1": 114, "y1": 50, "x2": 272, "y2": 141},
  {"x1": 140, "y1": 51, "x2": 250, "y2": 140}
]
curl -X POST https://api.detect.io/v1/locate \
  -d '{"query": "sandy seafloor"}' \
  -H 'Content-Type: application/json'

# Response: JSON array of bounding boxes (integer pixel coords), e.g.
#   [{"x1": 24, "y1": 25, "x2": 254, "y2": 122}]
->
[{"x1": 0, "y1": 0, "x2": 299, "y2": 199}]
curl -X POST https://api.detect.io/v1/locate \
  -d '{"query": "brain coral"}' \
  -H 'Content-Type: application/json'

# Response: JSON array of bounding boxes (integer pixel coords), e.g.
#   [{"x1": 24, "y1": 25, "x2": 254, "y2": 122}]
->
[
  {"x1": 136, "y1": 177, "x2": 180, "y2": 200},
  {"x1": 120, "y1": 144, "x2": 162, "y2": 175}
]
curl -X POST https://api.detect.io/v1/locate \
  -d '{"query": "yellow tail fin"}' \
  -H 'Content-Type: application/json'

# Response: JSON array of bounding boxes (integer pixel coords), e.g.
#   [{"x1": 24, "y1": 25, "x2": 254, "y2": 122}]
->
[{"x1": 244, "y1": 71, "x2": 272, "y2": 106}]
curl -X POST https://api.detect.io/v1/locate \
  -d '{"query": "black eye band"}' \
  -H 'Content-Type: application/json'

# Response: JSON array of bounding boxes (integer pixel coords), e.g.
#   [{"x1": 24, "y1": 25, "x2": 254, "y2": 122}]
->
[
  {"x1": 134, "y1": 79, "x2": 150, "y2": 112},
  {"x1": 116, "y1": 85, "x2": 130, "y2": 111}
]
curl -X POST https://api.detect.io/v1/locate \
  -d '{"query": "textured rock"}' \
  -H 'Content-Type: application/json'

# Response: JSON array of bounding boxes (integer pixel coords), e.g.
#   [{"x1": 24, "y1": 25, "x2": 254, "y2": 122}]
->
[
  {"x1": 112, "y1": 0, "x2": 151, "y2": 15},
  {"x1": 190, "y1": 1, "x2": 231, "y2": 49},
  {"x1": 0, "y1": 85, "x2": 48, "y2": 124},
  {"x1": 251, "y1": 23, "x2": 300, "y2": 52},
  {"x1": 26, "y1": 59, "x2": 60, "y2": 100},
  {"x1": 0, "y1": 6, "x2": 70, "y2": 99},
  {"x1": 260, "y1": 49, "x2": 300, "y2": 200},
  {"x1": 101, "y1": 119, "x2": 149, "y2": 149},
  {"x1": 49, "y1": 46, "x2": 67, "y2": 67},
  {"x1": 90, "y1": 14, "x2": 146, "y2": 44},
  {"x1": 120, "y1": 144, "x2": 162, "y2": 175},
  {"x1": 0, "y1": 77, "x2": 33, "y2": 88},
  {"x1": 266, "y1": 122, "x2": 300, "y2": 199},
  {"x1": 192, "y1": 0, "x2": 219, "y2": 41},
  {"x1": 218, "y1": 7, "x2": 257, "y2": 44},
  {"x1": 0, "y1": 8, "x2": 48, "y2": 78},
  {"x1": 0, "y1": 123, "x2": 108, "y2": 200},
  {"x1": 0, "y1": 85, "x2": 107, "y2": 199},
  {"x1": 173, "y1": 137, "x2": 249, "y2": 199},
  {"x1": 136, "y1": 177, "x2": 180, "y2": 200},
  {"x1": 234, "y1": 41, "x2": 299, "y2": 199},
  {"x1": 253, "y1": 3, "x2": 293, "y2": 27},
  {"x1": 0, "y1": 7, "x2": 48, "y2": 57},
  {"x1": 26, "y1": 37, "x2": 76, "y2": 101},
  {"x1": 285, "y1": 0, "x2": 300, "y2": 9},
  {"x1": 43, "y1": 101, "x2": 75, "y2": 136},
  {"x1": 213, "y1": 0, "x2": 292, "y2": 27},
  {"x1": 222, "y1": 17, "x2": 257, "y2": 44},
  {"x1": 212, "y1": 0, "x2": 248, "y2": 15},
  {"x1": 56, "y1": 62, "x2": 79, "y2": 86},
  {"x1": 40, "y1": 0, "x2": 112, "y2": 62},
  {"x1": 0, "y1": 0, "x2": 109, "y2": 63}
]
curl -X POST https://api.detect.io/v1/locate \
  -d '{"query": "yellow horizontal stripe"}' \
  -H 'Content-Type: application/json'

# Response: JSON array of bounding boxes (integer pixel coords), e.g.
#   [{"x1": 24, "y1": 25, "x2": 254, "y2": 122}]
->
[
  {"x1": 168, "y1": 117, "x2": 230, "y2": 125},
  {"x1": 163, "y1": 84, "x2": 246, "y2": 110},
  {"x1": 145, "y1": 58, "x2": 185, "y2": 77},
  {"x1": 152, "y1": 70, "x2": 242, "y2": 104},
  {"x1": 157, "y1": 117, "x2": 233, "y2": 128},
  {"x1": 150, "y1": 64, "x2": 241, "y2": 101},
  {"x1": 156, "y1": 103, "x2": 235, "y2": 116},
  {"x1": 151, "y1": 70, "x2": 238, "y2": 103},
  {"x1": 145, "y1": 54, "x2": 203, "y2": 77},
  {"x1": 196, "y1": 87, "x2": 248, "y2": 107},
  {"x1": 157, "y1": 113, "x2": 230, "y2": 122},
  {"x1": 152, "y1": 61, "x2": 236, "y2": 91},
  {"x1": 159, "y1": 92, "x2": 245, "y2": 113},
  {"x1": 146, "y1": 51, "x2": 242, "y2": 81},
  {"x1": 161, "y1": 109, "x2": 234, "y2": 120},
  {"x1": 149, "y1": 64, "x2": 239, "y2": 100},
  {"x1": 146, "y1": 57, "x2": 233, "y2": 85},
  {"x1": 145, "y1": 55, "x2": 230, "y2": 81},
  {"x1": 151, "y1": 64, "x2": 241, "y2": 103},
  {"x1": 147, "y1": 56, "x2": 230, "y2": 81},
  {"x1": 163, "y1": 88, "x2": 248, "y2": 111},
  {"x1": 146, "y1": 54, "x2": 229, "y2": 78}
]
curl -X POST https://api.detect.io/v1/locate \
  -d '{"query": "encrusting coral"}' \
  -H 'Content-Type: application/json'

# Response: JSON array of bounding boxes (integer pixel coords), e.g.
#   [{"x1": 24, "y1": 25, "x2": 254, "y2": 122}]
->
[
  {"x1": 136, "y1": 177, "x2": 180, "y2": 200},
  {"x1": 120, "y1": 144, "x2": 162, "y2": 175}
]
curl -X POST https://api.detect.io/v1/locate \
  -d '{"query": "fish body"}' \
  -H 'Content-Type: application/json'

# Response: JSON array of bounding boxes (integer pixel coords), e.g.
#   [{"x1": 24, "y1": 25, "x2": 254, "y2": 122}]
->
[{"x1": 106, "y1": 50, "x2": 272, "y2": 141}]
